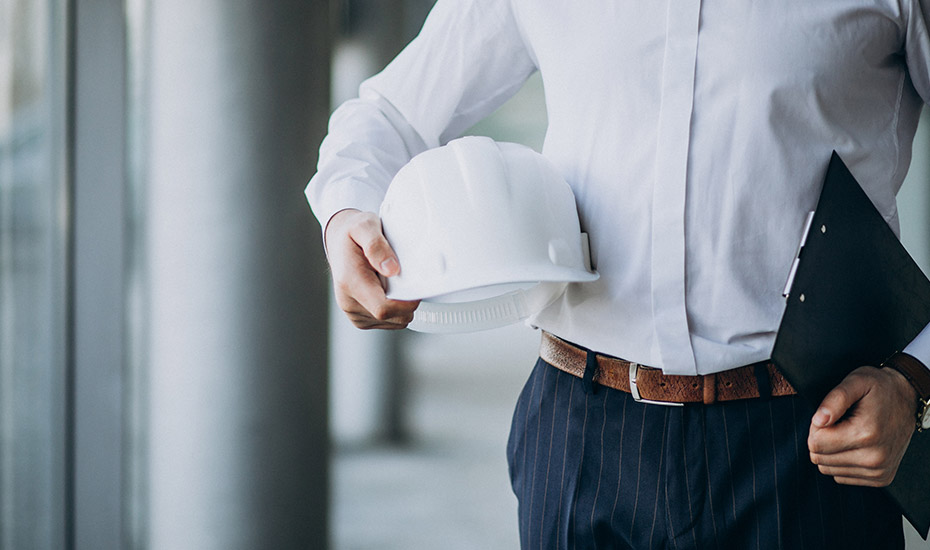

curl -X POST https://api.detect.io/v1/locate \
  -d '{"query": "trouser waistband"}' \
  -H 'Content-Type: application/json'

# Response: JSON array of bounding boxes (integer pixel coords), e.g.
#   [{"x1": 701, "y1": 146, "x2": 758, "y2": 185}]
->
[{"x1": 539, "y1": 331, "x2": 796, "y2": 405}]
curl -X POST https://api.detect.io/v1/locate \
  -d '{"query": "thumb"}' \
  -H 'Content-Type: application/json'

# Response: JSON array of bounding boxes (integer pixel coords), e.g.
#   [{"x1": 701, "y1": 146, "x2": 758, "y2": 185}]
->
[
  {"x1": 812, "y1": 372, "x2": 870, "y2": 428},
  {"x1": 350, "y1": 221, "x2": 401, "y2": 278}
]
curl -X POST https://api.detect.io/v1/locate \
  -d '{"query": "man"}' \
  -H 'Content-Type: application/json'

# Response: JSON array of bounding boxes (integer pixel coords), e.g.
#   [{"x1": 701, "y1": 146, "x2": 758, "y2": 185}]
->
[{"x1": 308, "y1": 0, "x2": 930, "y2": 547}]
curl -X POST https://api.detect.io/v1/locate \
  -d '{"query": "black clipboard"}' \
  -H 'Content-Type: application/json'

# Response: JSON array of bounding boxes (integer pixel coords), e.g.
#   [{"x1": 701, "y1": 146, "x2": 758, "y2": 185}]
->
[{"x1": 772, "y1": 151, "x2": 930, "y2": 538}]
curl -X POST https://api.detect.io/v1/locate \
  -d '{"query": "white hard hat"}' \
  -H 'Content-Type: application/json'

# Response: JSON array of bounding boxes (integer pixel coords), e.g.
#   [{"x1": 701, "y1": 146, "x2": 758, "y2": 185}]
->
[{"x1": 380, "y1": 135, "x2": 598, "y2": 333}]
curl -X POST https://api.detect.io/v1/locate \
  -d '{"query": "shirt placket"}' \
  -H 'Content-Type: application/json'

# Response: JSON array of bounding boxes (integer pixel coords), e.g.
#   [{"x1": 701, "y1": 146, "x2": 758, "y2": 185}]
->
[{"x1": 650, "y1": 0, "x2": 701, "y2": 375}]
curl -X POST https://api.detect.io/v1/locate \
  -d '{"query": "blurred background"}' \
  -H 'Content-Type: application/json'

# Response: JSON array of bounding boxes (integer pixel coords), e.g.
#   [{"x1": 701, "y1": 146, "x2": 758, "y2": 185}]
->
[{"x1": 1, "y1": 1, "x2": 929, "y2": 549}]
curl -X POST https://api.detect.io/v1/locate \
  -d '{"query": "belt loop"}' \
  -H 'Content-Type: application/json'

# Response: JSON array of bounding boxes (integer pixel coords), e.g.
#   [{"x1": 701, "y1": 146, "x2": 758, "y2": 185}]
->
[
  {"x1": 703, "y1": 373, "x2": 717, "y2": 405},
  {"x1": 583, "y1": 350, "x2": 599, "y2": 395},
  {"x1": 753, "y1": 362, "x2": 772, "y2": 400}
]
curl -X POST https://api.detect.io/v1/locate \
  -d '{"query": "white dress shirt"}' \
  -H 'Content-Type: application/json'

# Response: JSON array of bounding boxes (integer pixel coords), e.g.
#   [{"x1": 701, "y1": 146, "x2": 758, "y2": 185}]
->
[{"x1": 307, "y1": 0, "x2": 930, "y2": 375}]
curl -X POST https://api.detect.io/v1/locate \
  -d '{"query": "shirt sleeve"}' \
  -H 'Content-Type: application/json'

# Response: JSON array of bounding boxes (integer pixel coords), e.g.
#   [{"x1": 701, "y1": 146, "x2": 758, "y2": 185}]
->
[
  {"x1": 904, "y1": 0, "x2": 930, "y2": 103},
  {"x1": 305, "y1": 0, "x2": 537, "y2": 233}
]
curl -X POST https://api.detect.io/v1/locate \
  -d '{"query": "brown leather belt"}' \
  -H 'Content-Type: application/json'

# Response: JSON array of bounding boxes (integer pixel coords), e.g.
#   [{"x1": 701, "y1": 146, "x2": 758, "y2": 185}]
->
[{"x1": 540, "y1": 332, "x2": 796, "y2": 405}]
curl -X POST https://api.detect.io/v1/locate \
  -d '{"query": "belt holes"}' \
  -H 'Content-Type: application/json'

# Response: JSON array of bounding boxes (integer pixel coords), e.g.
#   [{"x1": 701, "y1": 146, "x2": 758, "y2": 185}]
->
[
  {"x1": 725, "y1": 381, "x2": 732, "y2": 388},
  {"x1": 691, "y1": 382, "x2": 699, "y2": 389},
  {"x1": 659, "y1": 382, "x2": 666, "y2": 387}
]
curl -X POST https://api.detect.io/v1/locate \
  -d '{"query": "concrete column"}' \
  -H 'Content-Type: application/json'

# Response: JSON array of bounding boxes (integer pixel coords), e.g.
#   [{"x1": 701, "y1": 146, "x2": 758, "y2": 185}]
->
[
  {"x1": 72, "y1": 0, "x2": 127, "y2": 547},
  {"x1": 143, "y1": 1, "x2": 331, "y2": 548}
]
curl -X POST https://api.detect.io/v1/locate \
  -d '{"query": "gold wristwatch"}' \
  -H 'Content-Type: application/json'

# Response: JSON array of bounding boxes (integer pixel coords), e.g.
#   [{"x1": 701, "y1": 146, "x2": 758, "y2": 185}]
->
[{"x1": 882, "y1": 351, "x2": 930, "y2": 432}]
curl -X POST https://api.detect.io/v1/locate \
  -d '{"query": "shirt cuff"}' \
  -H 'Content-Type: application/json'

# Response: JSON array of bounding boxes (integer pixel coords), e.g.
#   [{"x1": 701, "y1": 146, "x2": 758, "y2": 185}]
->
[
  {"x1": 902, "y1": 321, "x2": 930, "y2": 371},
  {"x1": 305, "y1": 181, "x2": 386, "y2": 245}
]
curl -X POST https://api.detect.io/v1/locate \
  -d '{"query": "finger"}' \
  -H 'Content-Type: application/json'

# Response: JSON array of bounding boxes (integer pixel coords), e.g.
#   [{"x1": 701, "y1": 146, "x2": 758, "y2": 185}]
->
[
  {"x1": 338, "y1": 282, "x2": 418, "y2": 323},
  {"x1": 809, "y1": 447, "x2": 886, "y2": 469},
  {"x1": 807, "y1": 419, "x2": 875, "y2": 455},
  {"x1": 815, "y1": 464, "x2": 895, "y2": 487},
  {"x1": 348, "y1": 217, "x2": 401, "y2": 277},
  {"x1": 352, "y1": 281, "x2": 418, "y2": 323},
  {"x1": 347, "y1": 300, "x2": 419, "y2": 326},
  {"x1": 343, "y1": 303, "x2": 416, "y2": 329},
  {"x1": 832, "y1": 476, "x2": 890, "y2": 488},
  {"x1": 337, "y1": 287, "x2": 418, "y2": 324},
  {"x1": 332, "y1": 248, "x2": 403, "y2": 311},
  {"x1": 815, "y1": 464, "x2": 882, "y2": 479},
  {"x1": 812, "y1": 369, "x2": 873, "y2": 428},
  {"x1": 346, "y1": 314, "x2": 413, "y2": 330}
]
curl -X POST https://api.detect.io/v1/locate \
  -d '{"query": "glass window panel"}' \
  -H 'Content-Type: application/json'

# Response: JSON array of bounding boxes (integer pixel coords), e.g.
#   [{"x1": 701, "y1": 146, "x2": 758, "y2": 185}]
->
[{"x1": 0, "y1": 1, "x2": 68, "y2": 548}]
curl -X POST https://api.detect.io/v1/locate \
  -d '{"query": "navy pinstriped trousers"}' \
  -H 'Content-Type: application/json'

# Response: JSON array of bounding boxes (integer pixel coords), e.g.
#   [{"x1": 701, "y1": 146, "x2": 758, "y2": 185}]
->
[{"x1": 507, "y1": 358, "x2": 904, "y2": 550}]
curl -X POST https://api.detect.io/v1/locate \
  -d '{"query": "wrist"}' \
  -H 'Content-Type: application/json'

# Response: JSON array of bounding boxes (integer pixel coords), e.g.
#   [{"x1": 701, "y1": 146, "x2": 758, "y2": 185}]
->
[
  {"x1": 882, "y1": 352, "x2": 930, "y2": 396},
  {"x1": 882, "y1": 351, "x2": 930, "y2": 432},
  {"x1": 885, "y1": 364, "x2": 920, "y2": 410},
  {"x1": 323, "y1": 208, "x2": 363, "y2": 254}
]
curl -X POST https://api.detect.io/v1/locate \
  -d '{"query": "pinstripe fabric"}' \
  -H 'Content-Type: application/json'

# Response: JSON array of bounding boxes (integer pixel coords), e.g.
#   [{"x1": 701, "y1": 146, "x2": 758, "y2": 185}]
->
[{"x1": 507, "y1": 359, "x2": 905, "y2": 550}]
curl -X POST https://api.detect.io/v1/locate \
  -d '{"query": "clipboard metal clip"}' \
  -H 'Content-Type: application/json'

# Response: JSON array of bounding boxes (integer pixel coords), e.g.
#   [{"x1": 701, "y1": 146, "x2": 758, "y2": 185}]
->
[{"x1": 782, "y1": 210, "x2": 816, "y2": 298}]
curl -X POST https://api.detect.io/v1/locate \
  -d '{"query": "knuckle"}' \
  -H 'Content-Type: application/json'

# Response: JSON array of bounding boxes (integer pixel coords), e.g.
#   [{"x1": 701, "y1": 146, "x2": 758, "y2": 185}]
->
[
  {"x1": 858, "y1": 425, "x2": 880, "y2": 446},
  {"x1": 866, "y1": 469, "x2": 890, "y2": 485},
  {"x1": 359, "y1": 221, "x2": 385, "y2": 242},
  {"x1": 808, "y1": 436, "x2": 822, "y2": 454},
  {"x1": 832, "y1": 386, "x2": 852, "y2": 404},
  {"x1": 862, "y1": 450, "x2": 886, "y2": 470},
  {"x1": 848, "y1": 366, "x2": 867, "y2": 377},
  {"x1": 349, "y1": 215, "x2": 384, "y2": 245},
  {"x1": 851, "y1": 366, "x2": 877, "y2": 379},
  {"x1": 371, "y1": 299, "x2": 418, "y2": 323},
  {"x1": 371, "y1": 303, "x2": 394, "y2": 321},
  {"x1": 359, "y1": 234, "x2": 386, "y2": 256},
  {"x1": 358, "y1": 214, "x2": 380, "y2": 230}
]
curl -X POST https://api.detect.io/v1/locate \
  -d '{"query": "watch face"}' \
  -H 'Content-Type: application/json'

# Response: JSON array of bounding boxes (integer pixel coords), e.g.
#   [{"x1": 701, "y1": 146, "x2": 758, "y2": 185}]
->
[{"x1": 921, "y1": 403, "x2": 930, "y2": 431}]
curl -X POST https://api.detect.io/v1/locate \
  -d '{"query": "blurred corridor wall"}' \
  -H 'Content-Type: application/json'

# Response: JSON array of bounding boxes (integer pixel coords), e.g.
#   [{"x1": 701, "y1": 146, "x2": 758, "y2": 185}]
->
[{"x1": 136, "y1": 1, "x2": 331, "y2": 548}]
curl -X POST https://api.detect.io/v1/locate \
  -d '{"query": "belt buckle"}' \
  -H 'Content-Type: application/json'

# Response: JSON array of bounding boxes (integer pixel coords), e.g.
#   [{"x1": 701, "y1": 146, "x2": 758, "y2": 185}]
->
[{"x1": 628, "y1": 363, "x2": 684, "y2": 407}]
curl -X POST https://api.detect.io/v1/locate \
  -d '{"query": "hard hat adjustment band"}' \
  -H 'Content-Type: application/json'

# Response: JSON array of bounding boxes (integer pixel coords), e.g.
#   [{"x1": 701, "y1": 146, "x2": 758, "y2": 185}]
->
[{"x1": 407, "y1": 282, "x2": 569, "y2": 334}]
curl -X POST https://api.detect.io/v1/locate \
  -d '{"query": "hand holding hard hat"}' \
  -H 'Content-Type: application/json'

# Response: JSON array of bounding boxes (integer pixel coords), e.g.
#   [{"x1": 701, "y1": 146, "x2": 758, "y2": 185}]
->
[
  {"x1": 324, "y1": 208, "x2": 419, "y2": 330},
  {"x1": 326, "y1": 136, "x2": 597, "y2": 333}
]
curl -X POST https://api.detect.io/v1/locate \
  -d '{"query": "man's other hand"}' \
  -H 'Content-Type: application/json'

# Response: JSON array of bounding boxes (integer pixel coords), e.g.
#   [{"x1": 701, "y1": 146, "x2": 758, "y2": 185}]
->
[
  {"x1": 808, "y1": 366, "x2": 918, "y2": 486},
  {"x1": 325, "y1": 209, "x2": 419, "y2": 330}
]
